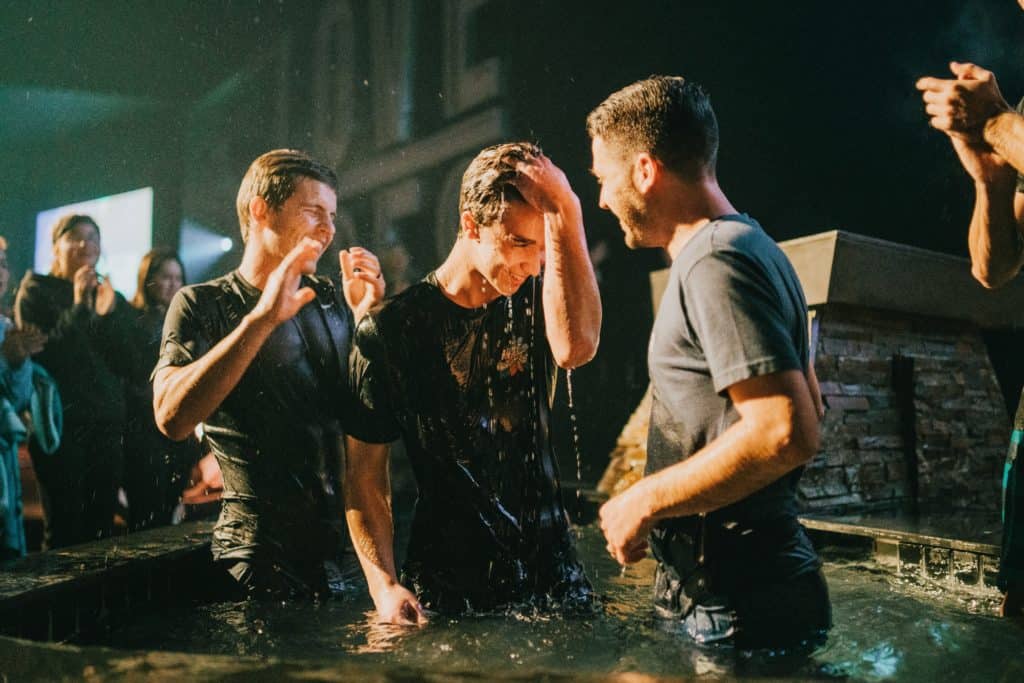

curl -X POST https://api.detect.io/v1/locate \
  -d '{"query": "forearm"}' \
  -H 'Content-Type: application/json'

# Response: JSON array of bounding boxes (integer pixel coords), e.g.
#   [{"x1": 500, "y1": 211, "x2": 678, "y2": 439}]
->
[
  {"x1": 153, "y1": 313, "x2": 274, "y2": 439},
  {"x1": 343, "y1": 440, "x2": 400, "y2": 598},
  {"x1": 542, "y1": 198, "x2": 601, "y2": 368},
  {"x1": 985, "y1": 110, "x2": 1024, "y2": 176},
  {"x1": 967, "y1": 180, "x2": 1023, "y2": 288},
  {"x1": 634, "y1": 423, "x2": 798, "y2": 522}
]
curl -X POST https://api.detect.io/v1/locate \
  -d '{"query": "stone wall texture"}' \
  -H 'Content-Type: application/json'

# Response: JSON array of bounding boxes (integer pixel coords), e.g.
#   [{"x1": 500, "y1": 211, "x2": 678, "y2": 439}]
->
[{"x1": 802, "y1": 304, "x2": 1008, "y2": 513}]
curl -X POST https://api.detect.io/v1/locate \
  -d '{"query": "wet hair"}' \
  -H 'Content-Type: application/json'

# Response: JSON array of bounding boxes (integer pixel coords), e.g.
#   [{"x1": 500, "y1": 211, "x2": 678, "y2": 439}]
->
[
  {"x1": 132, "y1": 247, "x2": 186, "y2": 310},
  {"x1": 458, "y1": 142, "x2": 542, "y2": 230},
  {"x1": 587, "y1": 75, "x2": 719, "y2": 181},
  {"x1": 235, "y1": 149, "x2": 339, "y2": 242},
  {"x1": 51, "y1": 214, "x2": 100, "y2": 244}
]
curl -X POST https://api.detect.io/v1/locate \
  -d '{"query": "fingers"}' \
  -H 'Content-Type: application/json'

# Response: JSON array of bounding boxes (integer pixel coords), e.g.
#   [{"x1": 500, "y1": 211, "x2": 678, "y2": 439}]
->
[
  {"x1": 950, "y1": 61, "x2": 990, "y2": 81},
  {"x1": 277, "y1": 238, "x2": 321, "y2": 281},
  {"x1": 341, "y1": 247, "x2": 383, "y2": 281},
  {"x1": 339, "y1": 249, "x2": 354, "y2": 281},
  {"x1": 293, "y1": 286, "x2": 316, "y2": 308},
  {"x1": 404, "y1": 599, "x2": 429, "y2": 625},
  {"x1": 915, "y1": 76, "x2": 948, "y2": 92}
]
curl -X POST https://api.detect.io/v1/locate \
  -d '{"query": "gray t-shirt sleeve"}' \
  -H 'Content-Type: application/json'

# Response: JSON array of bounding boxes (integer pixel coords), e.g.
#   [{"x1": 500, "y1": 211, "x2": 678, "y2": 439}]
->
[{"x1": 683, "y1": 251, "x2": 804, "y2": 394}]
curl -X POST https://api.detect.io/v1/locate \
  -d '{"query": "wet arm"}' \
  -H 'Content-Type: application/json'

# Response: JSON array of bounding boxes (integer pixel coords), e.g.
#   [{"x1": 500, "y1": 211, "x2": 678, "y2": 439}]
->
[
  {"x1": 985, "y1": 111, "x2": 1024, "y2": 177},
  {"x1": 153, "y1": 312, "x2": 275, "y2": 441},
  {"x1": 967, "y1": 185, "x2": 1024, "y2": 289},
  {"x1": 542, "y1": 196, "x2": 601, "y2": 369},
  {"x1": 344, "y1": 438, "x2": 401, "y2": 598}
]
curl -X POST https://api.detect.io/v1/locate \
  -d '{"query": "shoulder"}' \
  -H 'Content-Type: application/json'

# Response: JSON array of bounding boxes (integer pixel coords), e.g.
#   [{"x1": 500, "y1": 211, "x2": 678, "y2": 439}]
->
[
  {"x1": 355, "y1": 281, "x2": 437, "y2": 352},
  {"x1": 16, "y1": 270, "x2": 60, "y2": 299}
]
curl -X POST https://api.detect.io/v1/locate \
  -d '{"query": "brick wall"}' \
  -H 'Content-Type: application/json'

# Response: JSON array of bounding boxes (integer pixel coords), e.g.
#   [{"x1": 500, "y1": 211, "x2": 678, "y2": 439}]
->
[{"x1": 802, "y1": 304, "x2": 1008, "y2": 513}]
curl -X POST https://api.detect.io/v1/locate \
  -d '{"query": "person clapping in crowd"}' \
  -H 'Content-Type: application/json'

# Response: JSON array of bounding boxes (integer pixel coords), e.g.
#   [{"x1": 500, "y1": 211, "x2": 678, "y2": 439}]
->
[{"x1": 14, "y1": 215, "x2": 140, "y2": 549}]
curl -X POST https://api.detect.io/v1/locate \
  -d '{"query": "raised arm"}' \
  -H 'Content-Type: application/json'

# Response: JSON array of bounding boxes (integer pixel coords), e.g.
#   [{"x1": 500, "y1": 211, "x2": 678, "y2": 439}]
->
[
  {"x1": 344, "y1": 436, "x2": 426, "y2": 625},
  {"x1": 917, "y1": 62, "x2": 1024, "y2": 288},
  {"x1": 514, "y1": 155, "x2": 601, "y2": 368},
  {"x1": 599, "y1": 369, "x2": 819, "y2": 565},
  {"x1": 153, "y1": 240, "x2": 319, "y2": 440}
]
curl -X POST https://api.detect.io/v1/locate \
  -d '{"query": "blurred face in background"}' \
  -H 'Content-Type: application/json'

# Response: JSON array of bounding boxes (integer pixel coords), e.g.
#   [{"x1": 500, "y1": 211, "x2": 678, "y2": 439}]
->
[
  {"x1": 147, "y1": 257, "x2": 184, "y2": 308},
  {"x1": 52, "y1": 220, "x2": 100, "y2": 277}
]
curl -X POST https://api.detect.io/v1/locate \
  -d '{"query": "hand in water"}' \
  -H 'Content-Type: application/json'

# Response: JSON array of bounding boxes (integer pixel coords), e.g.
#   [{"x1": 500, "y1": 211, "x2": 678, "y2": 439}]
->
[
  {"x1": 599, "y1": 485, "x2": 652, "y2": 566},
  {"x1": 340, "y1": 247, "x2": 386, "y2": 320},
  {"x1": 251, "y1": 239, "x2": 320, "y2": 326},
  {"x1": 374, "y1": 583, "x2": 428, "y2": 626}
]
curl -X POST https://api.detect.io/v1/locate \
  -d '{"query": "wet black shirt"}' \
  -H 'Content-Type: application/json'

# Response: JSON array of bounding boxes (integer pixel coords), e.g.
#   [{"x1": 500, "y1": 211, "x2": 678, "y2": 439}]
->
[
  {"x1": 156, "y1": 271, "x2": 361, "y2": 580},
  {"x1": 349, "y1": 274, "x2": 591, "y2": 612}
]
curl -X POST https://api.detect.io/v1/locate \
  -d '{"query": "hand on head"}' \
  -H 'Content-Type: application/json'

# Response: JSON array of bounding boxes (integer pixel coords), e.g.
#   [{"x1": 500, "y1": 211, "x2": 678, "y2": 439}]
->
[
  {"x1": 916, "y1": 61, "x2": 1011, "y2": 138},
  {"x1": 340, "y1": 247, "x2": 386, "y2": 320},
  {"x1": 512, "y1": 153, "x2": 579, "y2": 216}
]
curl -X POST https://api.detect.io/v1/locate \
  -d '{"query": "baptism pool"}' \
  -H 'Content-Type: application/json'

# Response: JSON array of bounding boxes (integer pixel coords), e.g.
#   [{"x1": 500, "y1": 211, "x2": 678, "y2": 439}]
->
[{"x1": 22, "y1": 523, "x2": 1009, "y2": 681}]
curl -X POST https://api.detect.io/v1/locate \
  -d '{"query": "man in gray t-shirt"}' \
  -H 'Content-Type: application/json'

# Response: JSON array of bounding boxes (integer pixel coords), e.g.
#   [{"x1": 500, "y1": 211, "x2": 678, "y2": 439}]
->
[{"x1": 588, "y1": 76, "x2": 829, "y2": 649}]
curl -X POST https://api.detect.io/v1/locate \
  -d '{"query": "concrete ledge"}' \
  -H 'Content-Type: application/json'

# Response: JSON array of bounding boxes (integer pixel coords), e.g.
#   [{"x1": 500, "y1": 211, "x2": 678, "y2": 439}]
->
[
  {"x1": 780, "y1": 230, "x2": 1024, "y2": 328},
  {"x1": 0, "y1": 522, "x2": 216, "y2": 643}
]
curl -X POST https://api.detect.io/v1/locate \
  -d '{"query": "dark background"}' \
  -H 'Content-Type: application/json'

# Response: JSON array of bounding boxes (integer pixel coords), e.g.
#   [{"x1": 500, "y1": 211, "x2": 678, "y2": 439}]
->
[{"x1": 2, "y1": 0, "x2": 1023, "y2": 481}]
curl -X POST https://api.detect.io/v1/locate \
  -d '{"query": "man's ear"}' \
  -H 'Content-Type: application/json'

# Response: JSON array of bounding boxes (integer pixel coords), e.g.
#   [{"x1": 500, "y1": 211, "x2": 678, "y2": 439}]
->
[
  {"x1": 249, "y1": 196, "x2": 270, "y2": 224},
  {"x1": 460, "y1": 211, "x2": 481, "y2": 240},
  {"x1": 633, "y1": 152, "x2": 659, "y2": 195}
]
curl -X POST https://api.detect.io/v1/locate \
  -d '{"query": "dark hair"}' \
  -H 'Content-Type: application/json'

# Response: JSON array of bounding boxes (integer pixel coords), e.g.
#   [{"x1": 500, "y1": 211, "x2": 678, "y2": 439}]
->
[
  {"x1": 132, "y1": 247, "x2": 186, "y2": 310},
  {"x1": 235, "y1": 149, "x2": 339, "y2": 242},
  {"x1": 458, "y1": 142, "x2": 542, "y2": 230},
  {"x1": 587, "y1": 75, "x2": 719, "y2": 180},
  {"x1": 51, "y1": 214, "x2": 100, "y2": 244}
]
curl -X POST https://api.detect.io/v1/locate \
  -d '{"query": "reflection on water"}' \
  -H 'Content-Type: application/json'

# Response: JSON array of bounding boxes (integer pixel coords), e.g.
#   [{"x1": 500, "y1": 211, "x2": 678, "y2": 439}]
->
[{"x1": 107, "y1": 525, "x2": 1024, "y2": 680}]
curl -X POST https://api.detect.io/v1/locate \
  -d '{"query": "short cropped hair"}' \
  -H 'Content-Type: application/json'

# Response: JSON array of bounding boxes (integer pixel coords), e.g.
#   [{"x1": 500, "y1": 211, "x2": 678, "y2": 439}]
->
[
  {"x1": 587, "y1": 75, "x2": 718, "y2": 181},
  {"x1": 235, "y1": 149, "x2": 339, "y2": 242},
  {"x1": 458, "y1": 142, "x2": 542, "y2": 229}
]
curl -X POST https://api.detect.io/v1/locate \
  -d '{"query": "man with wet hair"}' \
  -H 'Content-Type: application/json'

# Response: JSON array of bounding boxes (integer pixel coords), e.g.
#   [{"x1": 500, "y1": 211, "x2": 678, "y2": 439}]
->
[
  {"x1": 589, "y1": 76, "x2": 830, "y2": 649},
  {"x1": 345, "y1": 142, "x2": 601, "y2": 622},
  {"x1": 917, "y1": 45, "x2": 1024, "y2": 618},
  {"x1": 153, "y1": 149, "x2": 385, "y2": 598}
]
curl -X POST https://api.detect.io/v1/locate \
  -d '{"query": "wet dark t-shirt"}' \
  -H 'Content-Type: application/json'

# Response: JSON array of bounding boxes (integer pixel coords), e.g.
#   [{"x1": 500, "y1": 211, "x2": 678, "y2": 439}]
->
[
  {"x1": 156, "y1": 271, "x2": 361, "y2": 579},
  {"x1": 646, "y1": 216, "x2": 820, "y2": 599},
  {"x1": 349, "y1": 274, "x2": 591, "y2": 612}
]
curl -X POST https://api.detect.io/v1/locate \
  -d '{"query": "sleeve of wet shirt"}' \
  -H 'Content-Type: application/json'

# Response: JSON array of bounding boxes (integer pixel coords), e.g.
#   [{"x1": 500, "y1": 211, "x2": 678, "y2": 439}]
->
[
  {"x1": 345, "y1": 313, "x2": 402, "y2": 443},
  {"x1": 682, "y1": 250, "x2": 803, "y2": 395},
  {"x1": 151, "y1": 287, "x2": 208, "y2": 380}
]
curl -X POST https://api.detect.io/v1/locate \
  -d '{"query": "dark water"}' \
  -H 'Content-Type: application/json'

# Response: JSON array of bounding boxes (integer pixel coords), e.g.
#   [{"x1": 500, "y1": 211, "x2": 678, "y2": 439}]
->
[{"x1": 108, "y1": 526, "x2": 1024, "y2": 680}]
